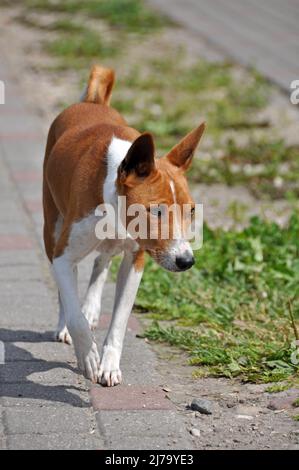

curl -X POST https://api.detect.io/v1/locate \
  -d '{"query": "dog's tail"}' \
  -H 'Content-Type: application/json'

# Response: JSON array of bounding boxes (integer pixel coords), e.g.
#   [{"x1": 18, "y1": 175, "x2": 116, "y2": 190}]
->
[{"x1": 81, "y1": 65, "x2": 115, "y2": 106}]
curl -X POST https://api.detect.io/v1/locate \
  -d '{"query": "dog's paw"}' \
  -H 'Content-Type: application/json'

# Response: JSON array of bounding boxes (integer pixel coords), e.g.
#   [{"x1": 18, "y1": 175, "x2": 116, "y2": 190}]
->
[
  {"x1": 77, "y1": 341, "x2": 101, "y2": 383},
  {"x1": 99, "y1": 344, "x2": 122, "y2": 387},
  {"x1": 55, "y1": 326, "x2": 72, "y2": 345},
  {"x1": 82, "y1": 304, "x2": 100, "y2": 330}
]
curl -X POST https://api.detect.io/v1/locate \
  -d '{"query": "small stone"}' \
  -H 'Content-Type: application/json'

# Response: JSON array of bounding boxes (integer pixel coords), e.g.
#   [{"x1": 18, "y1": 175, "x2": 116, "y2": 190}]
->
[
  {"x1": 190, "y1": 428, "x2": 201, "y2": 437},
  {"x1": 190, "y1": 398, "x2": 213, "y2": 415},
  {"x1": 236, "y1": 414, "x2": 253, "y2": 420},
  {"x1": 227, "y1": 402, "x2": 236, "y2": 408},
  {"x1": 162, "y1": 387, "x2": 171, "y2": 392}
]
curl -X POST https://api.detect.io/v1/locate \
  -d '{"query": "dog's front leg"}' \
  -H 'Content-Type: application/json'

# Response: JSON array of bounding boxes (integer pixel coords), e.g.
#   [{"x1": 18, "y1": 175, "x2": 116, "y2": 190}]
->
[
  {"x1": 52, "y1": 254, "x2": 100, "y2": 382},
  {"x1": 99, "y1": 250, "x2": 143, "y2": 386}
]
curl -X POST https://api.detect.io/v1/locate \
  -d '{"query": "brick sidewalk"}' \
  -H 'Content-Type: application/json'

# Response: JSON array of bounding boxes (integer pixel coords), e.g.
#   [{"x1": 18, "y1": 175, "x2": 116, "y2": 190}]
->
[
  {"x1": 148, "y1": 0, "x2": 299, "y2": 91},
  {"x1": 0, "y1": 60, "x2": 193, "y2": 450}
]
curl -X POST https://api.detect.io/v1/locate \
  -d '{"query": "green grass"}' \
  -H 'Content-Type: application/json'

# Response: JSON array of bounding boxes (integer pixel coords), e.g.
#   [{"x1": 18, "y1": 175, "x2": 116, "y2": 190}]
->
[
  {"x1": 190, "y1": 138, "x2": 299, "y2": 199},
  {"x1": 265, "y1": 383, "x2": 290, "y2": 393},
  {"x1": 133, "y1": 213, "x2": 299, "y2": 383},
  {"x1": 25, "y1": 0, "x2": 170, "y2": 32},
  {"x1": 113, "y1": 58, "x2": 269, "y2": 148},
  {"x1": 293, "y1": 398, "x2": 299, "y2": 407},
  {"x1": 46, "y1": 29, "x2": 117, "y2": 60}
]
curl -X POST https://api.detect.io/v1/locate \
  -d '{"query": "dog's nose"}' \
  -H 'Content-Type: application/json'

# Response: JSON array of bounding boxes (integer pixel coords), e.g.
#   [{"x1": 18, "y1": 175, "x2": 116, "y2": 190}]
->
[{"x1": 175, "y1": 252, "x2": 195, "y2": 271}]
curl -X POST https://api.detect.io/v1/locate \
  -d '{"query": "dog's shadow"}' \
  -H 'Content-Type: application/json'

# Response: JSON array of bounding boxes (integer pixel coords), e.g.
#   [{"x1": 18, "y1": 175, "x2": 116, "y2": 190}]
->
[{"x1": 0, "y1": 329, "x2": 89, "y2": 408}]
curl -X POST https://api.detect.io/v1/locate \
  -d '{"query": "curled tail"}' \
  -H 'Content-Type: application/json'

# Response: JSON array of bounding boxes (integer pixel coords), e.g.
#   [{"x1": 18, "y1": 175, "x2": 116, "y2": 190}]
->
[{"x1": 81, "y1": 65, "x2": 115, "y2": 105}]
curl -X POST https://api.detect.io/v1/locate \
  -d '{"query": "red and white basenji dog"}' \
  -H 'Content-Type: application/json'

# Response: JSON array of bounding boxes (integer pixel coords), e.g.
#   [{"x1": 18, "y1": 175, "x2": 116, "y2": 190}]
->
[{"x1": 43, "y1": 65, "x2": 205, "y2": 386}]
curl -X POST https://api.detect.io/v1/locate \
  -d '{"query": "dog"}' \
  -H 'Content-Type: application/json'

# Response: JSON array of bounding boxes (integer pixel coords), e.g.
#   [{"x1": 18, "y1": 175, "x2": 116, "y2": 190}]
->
[{"x1": 43, "y1": 65, "x2": 205, "y2": 386}]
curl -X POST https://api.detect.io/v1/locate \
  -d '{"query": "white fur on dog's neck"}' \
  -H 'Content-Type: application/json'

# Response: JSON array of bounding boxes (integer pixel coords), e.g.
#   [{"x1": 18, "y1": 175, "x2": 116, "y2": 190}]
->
[{"x1": 103, "y1": 136, "x2": 132, "y2": 206}]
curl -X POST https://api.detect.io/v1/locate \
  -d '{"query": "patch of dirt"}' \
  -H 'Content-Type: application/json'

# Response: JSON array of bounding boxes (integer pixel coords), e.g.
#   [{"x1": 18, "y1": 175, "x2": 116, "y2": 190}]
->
[
  {"x1": 149, "y1": 341, "x2": 299, "y2": 449},
  {"x1": 1, "y1": 4, "x2": 298, "y2": 449}
]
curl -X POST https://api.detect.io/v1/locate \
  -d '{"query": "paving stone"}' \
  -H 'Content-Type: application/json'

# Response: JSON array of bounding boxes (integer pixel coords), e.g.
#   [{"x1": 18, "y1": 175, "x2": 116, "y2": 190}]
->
[
  {"x1": 0, "y1": 265, "x2": 44, "y2": 281},
  {"x1": 0, "y1": 280, "x2": 53, "y2": 299},
  {"x1": 98, "y1": 314, "x2": 140, "y2": 333},
  {"x1": 7, "y1": 432, "x2": 102, "y2": 450},
  {"x1": 0, "y1": 362, "x2": 79, "y2": 386},
  {"x1": 4, "y1": 341, "x2": 73, "y2": 364},
  {"x1": 91, "y1": 385, "x2": 174, "y2": 411},
  {"x1": 98, "y1": 411, "x2": 193, "y2": 450},
  {"x1": 0, "y1": 436, "x2": 6, "y2": 450},
  {"x1": 0, "y1": 383, "x2": 88, "y2": 408},
  {"x1": 11, "y1": 170, "x2": 42, "y2": 183},
  {"x1": 5, "y1": 407, "x2": 93, "y2": 434},
  {"x1": 148, "y1": 0, "x2": 299, "y2": 91},
  {"x1": 0, "y1": 249, "x2": 39, "y2": 266},
  {"x1": 0, "y1": 328, "x2": 55, "y2": 344},
  {"x1": 24, "y1": 199, "x2": 43, "y2": 214},
  {"x1": 0, "y1": 235, "x2": 33, "y2": 250},
  {"x1": 0, "y1": 296, "x2": 56, "y2": 327}
]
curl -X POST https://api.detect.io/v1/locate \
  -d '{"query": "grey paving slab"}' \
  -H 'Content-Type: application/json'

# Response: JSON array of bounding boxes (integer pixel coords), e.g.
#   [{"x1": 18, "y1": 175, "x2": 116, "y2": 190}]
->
[
  {"x1": 0, "y1": 113, "x2": 42, "y2": 134},
  {"x1": 7, "y1": 432, "x2": 102, "y2": 450},
  {"x1": 99, "y1": 409, "x2": 193, "y2": 450},
  {"x1": 0, "y1": 265, "x2": 44, "y2": 281},
  {"x1": 5, "y1": 406, "x2": 93, "y2": 435},
  {"x1": 0, "y1": 140, "x2": 45, "y2": 172},
  {"x1": 0, "y1": 362, "x2": 78, "y2": 386},
  {"x1": 0, "y1": 222, "x2": 31, "y2": 236},
  {"x1": 0, "y1": 437, "x2": 6, "y2": 450},
  {"x1": 0, "y1": 328, "x2": 55, "y2": 343},
  {"x1": 0, "y1": 305, "x2": 56, "y2": 328},
  {"x1": 0, "y1": 383, "x2": 89, "y2": 409},
  {"x1": 148, "y1": 0, "x2": 299, "y2": 91},
  {"x1": 4, "y1": 340, "x2": 73, "y2": 364},
  {"x1": 0, "y1": 280, "x2": 53, "y2": 299},
  {"x1": 0, "y1": 250, "x2": 40, "y2": 267}
]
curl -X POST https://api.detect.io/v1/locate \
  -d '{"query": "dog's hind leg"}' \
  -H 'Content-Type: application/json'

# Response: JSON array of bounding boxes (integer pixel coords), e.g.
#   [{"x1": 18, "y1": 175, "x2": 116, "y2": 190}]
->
[{"x1": 82, "y1": 253, "x2": 111, "y2": 330}]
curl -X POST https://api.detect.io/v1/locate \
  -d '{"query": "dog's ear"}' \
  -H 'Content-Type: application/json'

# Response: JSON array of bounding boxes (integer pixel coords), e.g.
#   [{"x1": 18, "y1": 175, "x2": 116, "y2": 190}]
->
[
  {"x1": 119, "y1": 133, "x2": 155, "y2": 183},
  {"x1": 165, "y1": 123, "x2": 205, "y2": 171}
]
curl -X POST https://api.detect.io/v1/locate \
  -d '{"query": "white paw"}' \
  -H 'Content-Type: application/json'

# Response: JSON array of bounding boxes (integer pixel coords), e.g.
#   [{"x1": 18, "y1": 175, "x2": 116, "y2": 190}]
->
[
  {"x1": 99, "y1": 344, "x2": 122, "y2": 387},
  {"x1": 76, "y1": 341, "x2": 101, "y2": 383},
  {"x1": 55, "y1": 326, "x2": 72, "y2": 345},
  {"x1": 82, "y1": 304, "x2": 100, "y2": 330}
]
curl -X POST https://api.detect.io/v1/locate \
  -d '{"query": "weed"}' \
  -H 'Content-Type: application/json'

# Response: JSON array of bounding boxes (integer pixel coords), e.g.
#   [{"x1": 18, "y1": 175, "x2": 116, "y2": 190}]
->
[{"x1": 265, "y1": 383, "x2": 290, "y2": 393}]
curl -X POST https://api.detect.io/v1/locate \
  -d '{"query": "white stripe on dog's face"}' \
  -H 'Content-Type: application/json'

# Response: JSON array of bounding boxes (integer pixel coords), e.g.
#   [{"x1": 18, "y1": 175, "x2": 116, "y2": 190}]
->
[{"x1": 147, "y1": 179, "x2": 195, "y2": 272}]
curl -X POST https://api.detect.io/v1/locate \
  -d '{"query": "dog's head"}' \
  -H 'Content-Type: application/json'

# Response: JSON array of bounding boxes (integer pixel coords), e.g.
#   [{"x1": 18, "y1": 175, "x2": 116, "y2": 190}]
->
[{"x1": 117, "y1": 123, "x2": 205, "y2": 272}]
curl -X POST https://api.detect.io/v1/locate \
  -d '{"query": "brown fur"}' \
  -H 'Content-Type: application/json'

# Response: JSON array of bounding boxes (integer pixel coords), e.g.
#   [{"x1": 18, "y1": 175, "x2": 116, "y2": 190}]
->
[
  {"x1": 85, "y1": 65, "x2": 115, "y2": 105},
  {"x1": 43, "y1": 65, "x2": 205, "y2": 264}
]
